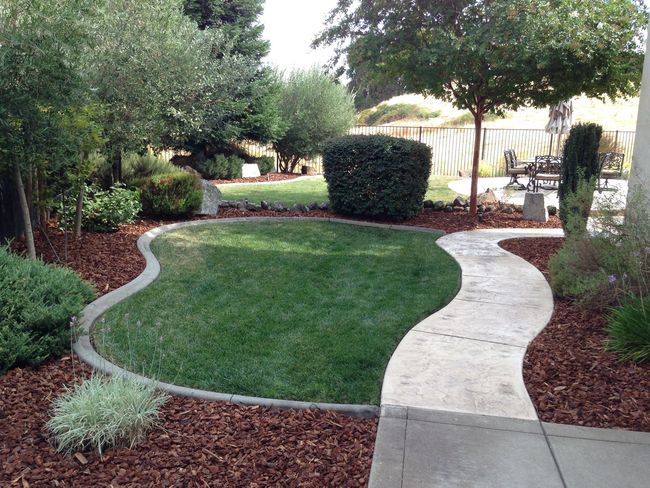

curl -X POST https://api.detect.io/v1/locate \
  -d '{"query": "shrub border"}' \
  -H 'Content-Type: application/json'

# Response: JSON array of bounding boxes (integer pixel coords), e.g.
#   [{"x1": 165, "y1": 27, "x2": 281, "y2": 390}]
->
[{"x1": 73, "y1": 217, "x2": 446, "y2": 418}]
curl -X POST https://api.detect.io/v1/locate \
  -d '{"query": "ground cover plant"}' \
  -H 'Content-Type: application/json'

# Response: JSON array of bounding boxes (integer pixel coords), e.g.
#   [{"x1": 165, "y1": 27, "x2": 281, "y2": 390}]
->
[
  {"x1": 95, "y1": 220, "x2": 460, "y2": 404},
  {"x1": 0, "y1": 246, "x2": 94, "y2": 373},
  {"x1": 218, "y1": 175, "x2": 462, "y2": 206}
]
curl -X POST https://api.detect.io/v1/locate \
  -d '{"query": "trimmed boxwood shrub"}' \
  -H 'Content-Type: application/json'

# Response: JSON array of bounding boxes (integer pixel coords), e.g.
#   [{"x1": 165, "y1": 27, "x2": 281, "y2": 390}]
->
[
  {"x1": 0, "y1": 246, "x2": 95, "y2": 373},
  {"x1": 198, "y1": 154, "x2": 244, "y2": 180},
  {"x1": 254, "y1": 156, "x2": 275, "y2": 175},
  {"x1": 323, "y1": 135, "x2": 431, "y2": 219},
  {"x1": 137, "y1": 172, "x2": 202, "y2": 216}
]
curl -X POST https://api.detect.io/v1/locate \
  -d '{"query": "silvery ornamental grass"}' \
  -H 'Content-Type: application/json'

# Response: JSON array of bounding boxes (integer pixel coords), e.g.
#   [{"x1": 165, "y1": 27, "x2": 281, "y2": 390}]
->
[{"x1": 47, "y1": 374, "x2": 168, "y2": 456}]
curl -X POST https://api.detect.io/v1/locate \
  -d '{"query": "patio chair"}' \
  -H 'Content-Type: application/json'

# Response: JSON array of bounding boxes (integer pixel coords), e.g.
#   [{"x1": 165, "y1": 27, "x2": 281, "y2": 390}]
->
[
  {"x1": 597, "y1": 152, "x2": 624, "y2": 191},
  {"x1": 532, "y1": 155, "x2": 562, "y2": 192},
  {"x1": 504, "y1": 149, "x2": 529, "y2": 189}
]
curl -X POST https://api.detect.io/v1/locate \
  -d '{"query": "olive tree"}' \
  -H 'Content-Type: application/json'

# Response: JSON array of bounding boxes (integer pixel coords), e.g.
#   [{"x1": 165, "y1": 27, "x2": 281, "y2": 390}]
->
[
  {"x1": 315, "y1": 0, "x2": 647, "y2": 214},
  {"x1": 274, "y1": 68, "x2": 355, "y2": 173}
]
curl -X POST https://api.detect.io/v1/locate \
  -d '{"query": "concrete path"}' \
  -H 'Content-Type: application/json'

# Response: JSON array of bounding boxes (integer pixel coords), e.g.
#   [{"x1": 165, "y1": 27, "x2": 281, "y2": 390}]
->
[
  {"x1": 370, "y1": 228, "x2": 650, "y2": 488},
  {"x1": 448, "y1": 176, "x2": 628, "y2": 209}
]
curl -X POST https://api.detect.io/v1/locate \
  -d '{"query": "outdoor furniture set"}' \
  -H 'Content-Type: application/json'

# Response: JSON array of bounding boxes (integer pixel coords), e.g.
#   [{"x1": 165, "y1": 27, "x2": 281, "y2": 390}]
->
[{"x1": 504, "y1": 149, "x2": 624, "y2": 192}]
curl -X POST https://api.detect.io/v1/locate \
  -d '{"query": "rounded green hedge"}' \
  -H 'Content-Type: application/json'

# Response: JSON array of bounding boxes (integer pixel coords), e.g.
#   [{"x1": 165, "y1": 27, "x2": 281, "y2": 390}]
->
[
  {"x1": 323, "y1": 135, "x2": 431, "y2": 219},
  {"x1": 0, "y1": 247, "x2": 95, "y2": 373},
  {"x1": 137, "y1": 172, "x2": 202, "y2": 216}
]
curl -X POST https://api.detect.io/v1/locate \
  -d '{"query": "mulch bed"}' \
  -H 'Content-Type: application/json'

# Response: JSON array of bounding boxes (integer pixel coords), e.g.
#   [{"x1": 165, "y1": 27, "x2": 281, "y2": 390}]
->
[
  {"x1": 210, "y1": 173, "x2": 302, "y2": 185},
  {"x1": 501, "y1": 238, "x2": 650, "y2": 432},
  {"x1": 0, "y1": 357, "x2": 376, "y2": 487}
]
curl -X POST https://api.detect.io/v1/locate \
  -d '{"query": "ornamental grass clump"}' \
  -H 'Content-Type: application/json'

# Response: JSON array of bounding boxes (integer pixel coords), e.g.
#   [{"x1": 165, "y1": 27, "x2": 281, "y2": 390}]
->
[
  {"x1": 606, "y1": 296, "x2": 650, "y2": 363},
  {"x1": 47, "y1": 374, "x2": 168, "y2": 456}
]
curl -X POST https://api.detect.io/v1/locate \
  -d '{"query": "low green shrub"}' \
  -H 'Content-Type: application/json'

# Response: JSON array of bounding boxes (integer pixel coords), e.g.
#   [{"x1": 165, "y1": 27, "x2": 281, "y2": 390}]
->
[
  {"x1": 122, "y1": 152, "x2": 177, "y2": 182},
  {"x1": 137, "y1": 172, "x2": 202, "y2": 216},
  {"x1": 0, "y1": 247, "x2": 95, "y2": 373},
  {"x1": 58, "y1": 184, "x2": 141, "y2": 233},
  {"x1": 197, "y1": 154, "x2": 244, "y2": 180},
  {"x1": 254, "y1": 156, "x2": 275, "y2": 175},
  {"x1": 47, "y1": 374, "x2": 168, "y2": 456},
  {"x1": 358, "y1": 103, "x2": 439, "y2": 126},
  {"x1": 606, "y1": 296, "x2": 650, "y2": 363},
  {"x1": 549, "y1": 190, "x2": 650, "y2": 309},
  {"x1": 324, "y1": 135, "x2": 431, "y2": 219}
]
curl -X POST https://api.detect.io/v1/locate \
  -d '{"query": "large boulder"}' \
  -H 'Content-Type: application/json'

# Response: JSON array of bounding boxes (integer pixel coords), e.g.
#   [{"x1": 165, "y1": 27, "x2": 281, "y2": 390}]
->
[
  {"x1": 196, "y1": 180, "x2": 222, "y2": 215},
  {"x1": 477, "y1": 189, "x2": 498, "y2": 206}
]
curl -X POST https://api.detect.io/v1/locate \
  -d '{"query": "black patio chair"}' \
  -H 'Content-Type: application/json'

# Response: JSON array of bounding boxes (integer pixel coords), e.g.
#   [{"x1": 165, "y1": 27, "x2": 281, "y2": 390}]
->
[
  {"x1": 532, "y1": 155, "x2": 562, "y2": 192},
  {"x1": 504, "y1": 149, "x2": 529, "y2": 189},
  {"x1": 597, "y1": 152, "x2": 624, "y2": 191}
]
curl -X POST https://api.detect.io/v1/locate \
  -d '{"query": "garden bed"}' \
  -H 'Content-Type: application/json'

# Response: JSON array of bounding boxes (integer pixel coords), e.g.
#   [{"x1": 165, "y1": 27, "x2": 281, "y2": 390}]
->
[
  {"x1": 501, "y1": 238, "x2": 650, "y2": 432},
  {"x1": 0, "y1": 357, "x2": 375, "y2": 487},
  {"x1": 210, "y1": 173, "x2": 302, "y2": 185}
]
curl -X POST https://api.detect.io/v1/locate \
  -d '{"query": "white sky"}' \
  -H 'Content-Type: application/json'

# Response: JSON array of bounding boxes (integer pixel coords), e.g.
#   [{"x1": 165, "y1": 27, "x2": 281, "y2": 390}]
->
[{"x1": 261, "y1": 0, "x2": 339, "y2": 73}]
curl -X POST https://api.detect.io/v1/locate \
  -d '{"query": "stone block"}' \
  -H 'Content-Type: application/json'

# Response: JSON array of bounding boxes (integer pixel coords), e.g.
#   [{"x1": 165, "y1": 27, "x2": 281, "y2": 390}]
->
[
  {"x1": 241, "y1": 163, "x2": 261, "y2": 178},
  {"x1": 523, "y1": 192, "x2": 548, "y2": 222}
]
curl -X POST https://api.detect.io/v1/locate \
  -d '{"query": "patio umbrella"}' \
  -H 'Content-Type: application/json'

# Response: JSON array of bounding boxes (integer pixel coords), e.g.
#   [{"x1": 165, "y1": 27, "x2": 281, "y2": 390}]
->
[{"x1": 545, "y1": 100, "x2": 573, "y2": 155}]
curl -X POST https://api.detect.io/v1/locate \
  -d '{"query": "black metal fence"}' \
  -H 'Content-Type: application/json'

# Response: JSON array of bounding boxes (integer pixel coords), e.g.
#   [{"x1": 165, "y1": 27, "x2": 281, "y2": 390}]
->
[{"x1": 233, "y1": 126, "x2": 637, "y2": 177}]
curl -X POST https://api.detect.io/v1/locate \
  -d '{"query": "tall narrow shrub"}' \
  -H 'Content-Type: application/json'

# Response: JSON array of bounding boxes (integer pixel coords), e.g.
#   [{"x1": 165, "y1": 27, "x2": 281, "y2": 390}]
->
[{"x1": 558, "y1": 123, "x2": 602, "y2": 234}]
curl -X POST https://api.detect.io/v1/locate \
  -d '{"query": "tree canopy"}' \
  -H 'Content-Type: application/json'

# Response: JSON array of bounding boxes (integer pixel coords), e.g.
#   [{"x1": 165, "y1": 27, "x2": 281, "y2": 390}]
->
[{"x1": 315, "y1": 0, "x2": 648, "y2": 213}]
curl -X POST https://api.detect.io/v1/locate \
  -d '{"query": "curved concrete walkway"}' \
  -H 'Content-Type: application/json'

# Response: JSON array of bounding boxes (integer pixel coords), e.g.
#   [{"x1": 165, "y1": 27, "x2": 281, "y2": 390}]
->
[{"x1": 370, "y1": 228, "x2": 650, "y2": 488}]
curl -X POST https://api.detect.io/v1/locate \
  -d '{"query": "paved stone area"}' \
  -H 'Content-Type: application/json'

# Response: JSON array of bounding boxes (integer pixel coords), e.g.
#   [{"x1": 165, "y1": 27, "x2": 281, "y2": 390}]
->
[
  {"x1": 448, "y1": 176, "x2": 628, "y2": 209},
  {"x1": 371, "y1": 229, "x2": 650, "y2": 488}
]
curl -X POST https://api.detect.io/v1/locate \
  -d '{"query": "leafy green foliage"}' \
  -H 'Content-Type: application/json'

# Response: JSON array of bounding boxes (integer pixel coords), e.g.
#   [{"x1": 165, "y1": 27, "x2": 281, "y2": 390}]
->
[
  {"x1": 559, "y1": 123, "x2": 603, "y2": 233},
  {"x1": 315, "y1": 0, "x2": 647, "y2": 213},
  {"x1": 137, "y1": 172, "x2": 202, "y2": 217},
  {"x1": 358, "y1": 104, "x2": 439, "y2": 126},
  {"x1": 606, "y1": 297, "x2": 650, "y2": 363},
  {"x1": 47, "y1": 374, "x2": 168, "y2": 456},
  {"x1": 122, "y1": 152, "x2": 178, "y2": 182},
  {"x1": 0, "y1": 246, "x2": 94, "y2": 373},
  {"x1": 324, "y1": 135, "x2": 431, "y2": 219},
  {"x1": 59, "y1": 185, "x2": 141, "y2": 233},
  {"x1": 549, "y1": 191, "x2": 650, "y2": 309},
  {"x1": 197, "y1": 155, "x2": 244, "y2": 180},
  {"x1": 274, "y1": 68, "x2": 356, "y2": 173},
  {"x1": 253, "y1": 156, "x2": 275, "y2": 175}
]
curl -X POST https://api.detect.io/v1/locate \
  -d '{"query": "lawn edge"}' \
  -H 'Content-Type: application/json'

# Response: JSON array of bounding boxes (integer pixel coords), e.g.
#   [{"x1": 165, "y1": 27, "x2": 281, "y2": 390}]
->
[{"x1": 73, "y1": 217, "x2": 447, "y2": 418}]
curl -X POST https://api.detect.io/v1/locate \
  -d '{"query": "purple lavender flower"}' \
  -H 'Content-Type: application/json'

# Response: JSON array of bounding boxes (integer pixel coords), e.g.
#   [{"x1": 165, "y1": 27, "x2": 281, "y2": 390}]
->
[{"x1": 608, "y1": 274, "x2": 617, "y2": 284}]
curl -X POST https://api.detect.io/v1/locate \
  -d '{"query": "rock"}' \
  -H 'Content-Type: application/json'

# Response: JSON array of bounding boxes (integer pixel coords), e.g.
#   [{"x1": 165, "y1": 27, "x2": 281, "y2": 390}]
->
[
  {"x1": 478, "y1": 204, "x2": 486, "y2": 213},
  {"x1": 423, "y1": 200, "x2": 434, "y2": 209},
  {"x1": 195, "y1": 180, "x2": 221, "y2": 215},
  {"x1": 241, "y1": 163, "x2": 261, "y2": 178},
  {"x1": 432, "y1": 201, "x2": 446, "y2": 211},
  {"x1": 453, "y1": 206, "x2": 466, "y2": 212},
  {"x1": 458, "y1": 169, "x2": 471, "y2": 178},
  {"x1": 523, "y1": 192, "x2": 548, "y2": 222},
  {"x1": 485, "y1": 205, "x2": 494, "y2": 213},
  {"x1": 260, "y1": 200, "x2": 270, "y2": 210},
  {"x1": 183, "y1": 166, "x2": 202, "y2": 178},
  {"x1": 444, "y1": 205, "x2": 454, "y2": 213},
  {"x1": 246, "y1": 202, "x2": 261, "y2": 211},
  {"x1": 318, "y1": 202, "x2": 329, "y2": 211},
  {"x1": 298, "y1": 204, "x2": 310, "y2": 212},
  {"x1": 477, "y1": 189, "x2": 498, "y2": 206},
  {"x1": 301, "y1": 165, "x2": 318, "y2": 175},
  {"x1": 308, "y1": 202, "x2": 320, "y2": 211},
  {"x1": 236, "y1": 202, "x2": 246, "y2": 211},
  {"x1": 502, "y1": 206, "x2": 515, "y2": 214},
  {"x1": 477, "y1": 212, "x2": 485, "y2": 223},
  {"x1": 453, "y1": 196, "x2": 467, "y2": 207},
  {"x1": 547, "y1": 205, "x2": 558, "y2": 216}
]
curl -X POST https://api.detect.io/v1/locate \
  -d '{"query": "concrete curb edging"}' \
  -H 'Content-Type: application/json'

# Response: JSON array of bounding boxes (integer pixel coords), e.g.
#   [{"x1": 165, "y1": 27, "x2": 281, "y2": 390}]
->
[
  {"x1": 73, "y1": 217, "x2": 447, "y2": 418},
  {"x1": 213, "y1": 175, "x2": 322, "y2": 188}
]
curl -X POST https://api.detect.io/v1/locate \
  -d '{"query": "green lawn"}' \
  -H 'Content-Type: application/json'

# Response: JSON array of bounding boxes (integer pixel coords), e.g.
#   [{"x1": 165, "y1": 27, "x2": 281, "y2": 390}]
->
[
  {"x1": 96, "y1": 221, "x2": 460, "y2": 405},
  {"x1": 219, "y1": 175, "x2": 463, "y2": 206}
]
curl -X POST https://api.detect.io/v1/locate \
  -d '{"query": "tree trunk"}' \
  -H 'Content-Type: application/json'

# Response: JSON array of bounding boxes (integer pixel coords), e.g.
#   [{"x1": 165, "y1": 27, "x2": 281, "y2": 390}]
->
[
  {"x1": 470, "y1": 113, "x2": 483, "y2": 216},
  {"x1": 37, "y1": 166, "x2": 47, "y2": 232},
  {"x1": 74, "y1": 185, "x2": 84, "y2": 238},
  {"x1": 13, "y1": 162, "x2": 36, "y2": 259},
  {"x1": 111, "y1": 151, "x2": 122, "y2": 184}
]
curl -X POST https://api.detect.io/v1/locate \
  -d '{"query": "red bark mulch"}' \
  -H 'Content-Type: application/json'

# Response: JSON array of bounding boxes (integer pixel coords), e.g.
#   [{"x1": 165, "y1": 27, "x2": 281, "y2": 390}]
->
[
  {"x1": 0, "y1": 357, "x2": 376, "y2": 487},
  {"x1": 210, "y1": 173, "x2": 302, "y2": 185},
  {"x1": 501, "y1": 238, "x2": 650, "y2": 432}
]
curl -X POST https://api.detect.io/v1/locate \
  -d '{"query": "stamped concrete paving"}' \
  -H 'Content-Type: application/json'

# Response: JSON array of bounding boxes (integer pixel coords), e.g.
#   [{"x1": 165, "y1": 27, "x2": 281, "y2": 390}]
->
[{"x1": 371, "y1": 229, "x2": 650, "y2": 488}]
